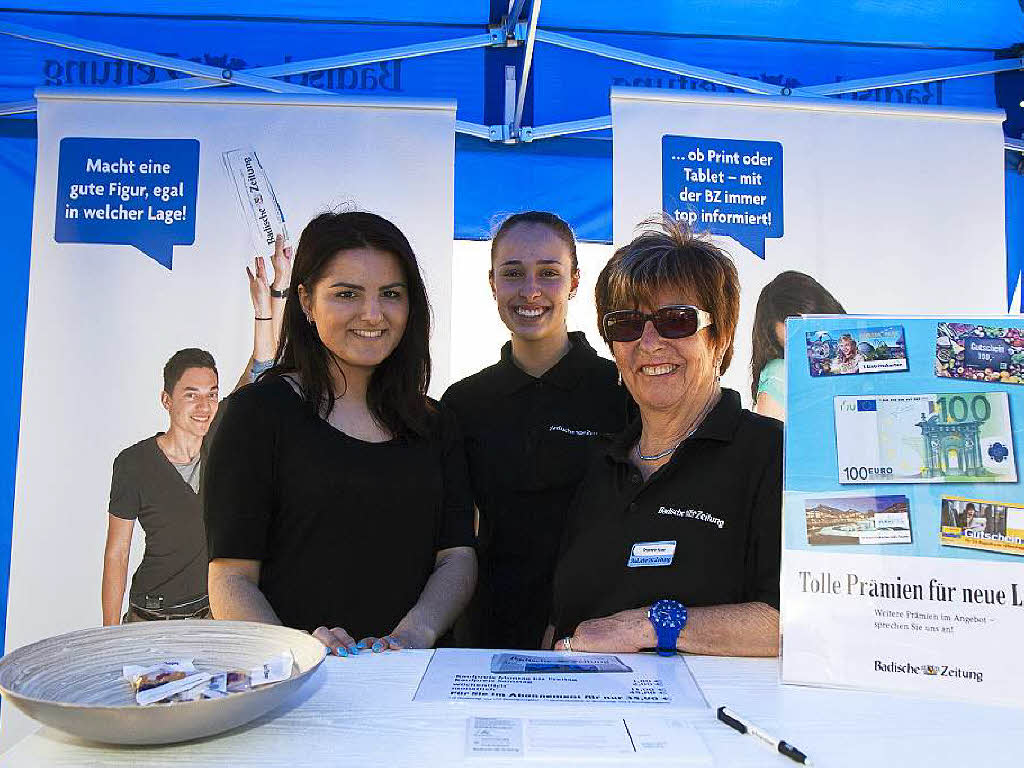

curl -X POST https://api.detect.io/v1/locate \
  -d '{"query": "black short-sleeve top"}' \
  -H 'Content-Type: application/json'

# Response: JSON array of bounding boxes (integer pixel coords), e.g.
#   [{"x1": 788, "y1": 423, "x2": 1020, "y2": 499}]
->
[
  {"x1": 550, "y1": 389, "x2": 782, "y2": 641},
  {"x1": 108, "y1": 435, "x2": 208, "y2": 606},
  {"x1": 441, "y1": 332, "x2": 632, "y2": 647},
  {"x1": 203, "y1": 376, "x2": 475, "y2": 637}
]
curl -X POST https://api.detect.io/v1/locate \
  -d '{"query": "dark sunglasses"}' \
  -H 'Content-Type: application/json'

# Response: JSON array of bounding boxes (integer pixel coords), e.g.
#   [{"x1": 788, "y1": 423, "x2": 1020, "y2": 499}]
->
[{"x1": 602, "y1": 305, "x2": 714, "y2": 343}]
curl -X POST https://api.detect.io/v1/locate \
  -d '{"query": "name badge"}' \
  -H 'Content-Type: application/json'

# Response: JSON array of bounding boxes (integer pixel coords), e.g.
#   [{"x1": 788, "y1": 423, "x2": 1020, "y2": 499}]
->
[{"x1": 627, "y1": 540, "x2": 677, "y2": 568}]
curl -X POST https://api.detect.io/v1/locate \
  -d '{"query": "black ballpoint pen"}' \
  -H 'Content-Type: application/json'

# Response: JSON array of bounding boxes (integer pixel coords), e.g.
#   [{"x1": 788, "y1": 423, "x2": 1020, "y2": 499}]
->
[{"x1": 717, "y1": 706, "x2": 813, "y2": 765}]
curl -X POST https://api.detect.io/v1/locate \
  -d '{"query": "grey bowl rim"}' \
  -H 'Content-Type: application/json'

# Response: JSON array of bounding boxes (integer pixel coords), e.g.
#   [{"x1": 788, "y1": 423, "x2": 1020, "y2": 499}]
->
[{"x1": 0, "y1": 620, "x2": 328, "y2": 712}]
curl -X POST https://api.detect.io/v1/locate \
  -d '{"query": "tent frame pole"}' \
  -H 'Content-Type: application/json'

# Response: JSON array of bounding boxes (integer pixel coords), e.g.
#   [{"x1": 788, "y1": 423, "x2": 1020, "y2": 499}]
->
[
  {"x1": 535, "y1": 29, "x2": 805, "y2": 97},
  {"x1": 1, "y1": 19, "x2": 1021, "y2": 149},
  {"x1": 512, "y1": 0, "x2": 542, "y2": 135},
  {"x1": 521, "y1": 116, "x2": 612, "y2": 141},
  {"x1": 799, "y1": 58, "x2": 1024, "y2": 96},
  {"x1": 505, "y1": 0, "x2": 530, "y2": 39},
  {"x1": 0, "y1": 20, "x2": 310, "y2": 94},
  {"x1": 145, "y1": 34, "x2": 495, "y2": 92}
]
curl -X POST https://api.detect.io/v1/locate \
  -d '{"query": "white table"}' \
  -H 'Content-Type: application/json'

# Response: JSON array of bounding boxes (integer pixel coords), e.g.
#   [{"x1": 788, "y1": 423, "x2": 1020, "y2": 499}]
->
[{"x1": 2, "y1": 650, "x2": 1021, "y2": 767}]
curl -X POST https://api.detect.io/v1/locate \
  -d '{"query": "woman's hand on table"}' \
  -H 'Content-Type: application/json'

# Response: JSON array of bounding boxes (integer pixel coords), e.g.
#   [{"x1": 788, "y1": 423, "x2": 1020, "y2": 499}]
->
[
  {"x1": 312, "y1": 626, "x2": 372, "y2": 657},
  {"x1": 381, "y1": 622, "x2": 436, "y2": 650},
  {"x1": 552, "y1": 608, "x2": 655, "y2": 653},
  {"x1": 313, "y1": 625, "x2": 436, "y2": 655}
]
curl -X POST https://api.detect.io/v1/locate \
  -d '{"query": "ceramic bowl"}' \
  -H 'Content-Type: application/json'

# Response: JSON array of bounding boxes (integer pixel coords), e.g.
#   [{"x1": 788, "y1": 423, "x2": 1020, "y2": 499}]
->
[{"x1": 0, "y1": 620, "x2": 326, "y2": 745}]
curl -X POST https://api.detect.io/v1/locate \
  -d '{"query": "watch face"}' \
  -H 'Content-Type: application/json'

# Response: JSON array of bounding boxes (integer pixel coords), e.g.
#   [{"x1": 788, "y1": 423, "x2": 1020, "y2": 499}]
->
[
  {"x1": 653, "y1": 611, "x2": 681, "y2": 627},
  {"x1": 650, "y1": 600, "x2": 686, "y2": 628}
]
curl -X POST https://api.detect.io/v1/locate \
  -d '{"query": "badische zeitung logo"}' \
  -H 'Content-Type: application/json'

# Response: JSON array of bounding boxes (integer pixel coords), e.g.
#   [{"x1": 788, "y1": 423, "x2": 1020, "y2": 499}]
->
[{"x1": 873, "y1": 659, "x2": 983, "y2": 683}]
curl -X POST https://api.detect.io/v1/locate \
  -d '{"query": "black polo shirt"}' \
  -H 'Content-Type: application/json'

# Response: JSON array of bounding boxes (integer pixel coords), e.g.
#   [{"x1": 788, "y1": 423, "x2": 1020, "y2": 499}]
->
[
  {"x1": 550, "y1": 388, "x2": 781, "y2": 641},
  {"x1": 442, "y1": 332, "x2": 633, "y2": 648}
]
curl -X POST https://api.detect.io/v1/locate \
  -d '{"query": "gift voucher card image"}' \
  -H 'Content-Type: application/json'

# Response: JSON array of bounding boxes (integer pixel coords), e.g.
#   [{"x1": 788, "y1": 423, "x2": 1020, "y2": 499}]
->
[
  {"x1": 834, "y1": 392, "x2": 1016, "y2": 484},
  {"x1": 804, "y1": 494, "x2": 911, "y2": 545},
  {"x1": 806, "y1": 326, "x2": 908, "y2": 377},
  {"x1": 940, "y1": 496, "x2": 1024, "y2": 557},
  {"x1": 936, "y1": 322, "x2": 1024, "y2": 384}
]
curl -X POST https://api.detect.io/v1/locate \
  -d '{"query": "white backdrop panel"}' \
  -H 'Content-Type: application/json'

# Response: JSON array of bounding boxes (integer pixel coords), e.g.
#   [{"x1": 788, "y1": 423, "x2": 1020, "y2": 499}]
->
[
  {"x1": 2, "y1": 89, "x2": 454, "y2": 750},
  {"x1": 611, "y1": 88, "x2": 1007, "y2": 401}
]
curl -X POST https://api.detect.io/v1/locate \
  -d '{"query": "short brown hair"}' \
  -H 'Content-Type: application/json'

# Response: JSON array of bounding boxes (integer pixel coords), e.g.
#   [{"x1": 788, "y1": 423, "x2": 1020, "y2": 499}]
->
[
  {"x1": 595, "y1": 216, "x2": 740, "y2": 373},
  {"x1": 163, "y1": 348, "x2": 217, "y2": 394}
]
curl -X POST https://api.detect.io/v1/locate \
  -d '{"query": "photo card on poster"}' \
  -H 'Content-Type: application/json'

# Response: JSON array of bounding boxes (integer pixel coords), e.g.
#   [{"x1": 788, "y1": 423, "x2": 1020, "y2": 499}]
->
[
  {"x1": 802, "y1": 492, "x2": 912, "y2": 546},
  {"x1": 805, "y1": 325, "x2": 908, "y2": 377},
  {"x1": 940, "y1": 495, "x2": 1024, "y2": 557},
  {"x1": 936, "y1": 322, "x2": 1024, "y2": 385}
]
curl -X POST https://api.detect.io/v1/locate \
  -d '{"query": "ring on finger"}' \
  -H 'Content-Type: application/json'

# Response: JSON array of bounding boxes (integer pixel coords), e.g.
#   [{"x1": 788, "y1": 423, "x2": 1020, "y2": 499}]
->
[{"x1": 560, "y1": 636, "x2": 573, "y2": 653}]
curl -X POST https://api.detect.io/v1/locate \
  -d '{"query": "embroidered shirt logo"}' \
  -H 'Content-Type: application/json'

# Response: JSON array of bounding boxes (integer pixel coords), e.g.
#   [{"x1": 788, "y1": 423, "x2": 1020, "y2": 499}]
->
[
  {"x1": 657, "y1": 506, "x2": 725, "y2": 529},
  {"x1": 548, "y1": 425, "x2": 601, "y2": 436}
]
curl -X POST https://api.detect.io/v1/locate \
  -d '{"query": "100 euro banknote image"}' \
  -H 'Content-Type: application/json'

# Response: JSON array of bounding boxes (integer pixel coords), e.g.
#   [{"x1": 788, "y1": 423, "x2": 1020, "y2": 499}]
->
[{"x1": 834, "y1": 393, "x2": 1016, "y2": 483}]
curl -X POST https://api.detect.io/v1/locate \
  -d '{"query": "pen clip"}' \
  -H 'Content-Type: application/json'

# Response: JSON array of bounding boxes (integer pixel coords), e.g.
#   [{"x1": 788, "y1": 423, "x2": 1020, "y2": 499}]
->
[{"x1": 716, "y1": 706, "x2": 747, "y2": 734}]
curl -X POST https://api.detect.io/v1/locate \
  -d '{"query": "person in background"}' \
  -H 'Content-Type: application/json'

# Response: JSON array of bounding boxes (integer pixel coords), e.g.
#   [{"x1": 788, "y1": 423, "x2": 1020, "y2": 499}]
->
[
  {"x1": 442, "y1": 212, "x2": 632, "y2": 649},
  {"x1": 750, "y1": 270, "x2": 845, "y2": 420},
  {"x1": 100, "y1": 239, "x2": 292, "y2": 625},
  {"x1": 204, "y1": 211, "x2": 476, "y2": 655},
  {"x1": 548, "y1": 216, "x2": 781, "y2": 658}
]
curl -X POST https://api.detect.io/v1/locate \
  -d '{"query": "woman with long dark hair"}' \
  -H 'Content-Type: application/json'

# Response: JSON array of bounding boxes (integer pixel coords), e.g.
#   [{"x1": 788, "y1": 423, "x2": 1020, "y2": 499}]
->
[
  {"x1": 204, "y1": 211, "x2": 476, "y2": 655},
  {"x1": 750, "y1": 271, "x2": 845, "y2": 420}
]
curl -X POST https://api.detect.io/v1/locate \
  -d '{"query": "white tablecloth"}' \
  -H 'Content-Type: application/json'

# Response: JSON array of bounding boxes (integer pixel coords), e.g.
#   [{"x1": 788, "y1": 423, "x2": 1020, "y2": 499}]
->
[{"x1": 2, "y1": 650, "x2": 1021, "y2": 766}]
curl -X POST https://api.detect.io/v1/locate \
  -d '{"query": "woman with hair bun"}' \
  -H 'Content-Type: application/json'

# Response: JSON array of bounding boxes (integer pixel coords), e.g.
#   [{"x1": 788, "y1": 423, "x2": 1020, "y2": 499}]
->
[{"x1": 442, "y1": 212, "x2": 632, "y2": 650}]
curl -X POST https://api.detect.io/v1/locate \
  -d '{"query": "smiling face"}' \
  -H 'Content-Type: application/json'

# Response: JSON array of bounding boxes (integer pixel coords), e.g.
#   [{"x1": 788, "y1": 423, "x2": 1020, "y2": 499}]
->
[
  {"x1": 838, "y1": 335, "x2": 857, "y2": 359},
  {"x1": 298, "y1": 247, "x2": 409, "y2": 374},
  {"x1": 489, "y1": 222, "x2": 579, "y2": 342},
  {"x1": 161, "y1": 366, "x2": 219, "y2": 438},
  {"x1": 612, "y1": 288, "x2": 720, "y2": 415}
]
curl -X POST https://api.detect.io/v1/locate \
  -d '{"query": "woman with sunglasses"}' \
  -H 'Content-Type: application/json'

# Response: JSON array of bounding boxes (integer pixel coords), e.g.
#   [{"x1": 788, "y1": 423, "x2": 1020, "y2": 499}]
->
[
  {"x1": 442, "y1": 212, "x2": 632, "y2": 649},
  {"x1": 545, "y1": 216, "x2": 781, "y2": 658}
]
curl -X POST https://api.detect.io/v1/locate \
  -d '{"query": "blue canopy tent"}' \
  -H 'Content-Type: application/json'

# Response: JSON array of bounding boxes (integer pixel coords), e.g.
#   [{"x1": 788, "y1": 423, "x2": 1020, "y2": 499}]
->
[{"x1": 0, "y1": 1, "x2": 1022, "y2": 648}]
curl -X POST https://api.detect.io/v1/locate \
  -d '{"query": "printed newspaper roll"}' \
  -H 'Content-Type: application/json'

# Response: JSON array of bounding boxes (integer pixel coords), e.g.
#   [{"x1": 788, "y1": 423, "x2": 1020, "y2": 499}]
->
[{"x1": 222, "y1": 146, "x2": 289, "y2": 259}]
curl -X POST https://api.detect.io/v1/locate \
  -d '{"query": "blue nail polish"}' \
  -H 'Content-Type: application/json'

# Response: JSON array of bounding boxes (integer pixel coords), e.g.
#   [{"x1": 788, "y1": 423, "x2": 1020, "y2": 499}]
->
[
  {"x1": 355, "y1": 641, "x2": 367, "y2": 649},
  {"x1": 336, "y1": 647, "x2": 348, "y2": 657},
  {"x1": 349, "y1": 645, "x2": 360, "y2": 655},
  {"x1": 372, "y1": 642, "x2": 383, "y2": 652}
]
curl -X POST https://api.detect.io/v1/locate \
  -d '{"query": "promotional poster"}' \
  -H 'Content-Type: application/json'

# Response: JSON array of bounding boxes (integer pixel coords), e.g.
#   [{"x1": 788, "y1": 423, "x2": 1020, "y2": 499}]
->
[
  {"x1": 4, "y1": 88, "x2": 456, "y2": 710},
  {"x1": 781, "y1": 316, "x2": 1024, "y2": 706},
  {"x1": 611, "y1": 89, "x2": 1007, "y2": 401}
]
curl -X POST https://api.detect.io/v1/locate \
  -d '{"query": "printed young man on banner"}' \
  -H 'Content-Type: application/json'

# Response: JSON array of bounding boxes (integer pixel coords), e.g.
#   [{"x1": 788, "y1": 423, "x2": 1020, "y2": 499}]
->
[
  {"x1": 101, "y1": 348, "x2": 219, "y2": 622},
  {"x1": 100, "y1": 238, "x2": 292, "y2": 624}
]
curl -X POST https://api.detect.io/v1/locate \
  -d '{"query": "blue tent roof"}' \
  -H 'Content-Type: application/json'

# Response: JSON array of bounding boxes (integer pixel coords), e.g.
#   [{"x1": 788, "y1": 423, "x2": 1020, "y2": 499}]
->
[{"x1": 8, "y1": 2, "x2": 1023, "y2": 49}]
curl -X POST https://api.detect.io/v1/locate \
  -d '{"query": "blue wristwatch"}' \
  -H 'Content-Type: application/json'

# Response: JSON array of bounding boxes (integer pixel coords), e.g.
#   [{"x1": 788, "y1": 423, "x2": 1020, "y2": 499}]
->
[{"x1": 648, "y1": 599, "x2": 687, "y2": 656}]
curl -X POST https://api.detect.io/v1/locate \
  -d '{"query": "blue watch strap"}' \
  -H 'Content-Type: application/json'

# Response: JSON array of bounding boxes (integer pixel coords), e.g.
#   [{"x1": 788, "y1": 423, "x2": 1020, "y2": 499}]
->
[{"x1": 648, "y1": 599, "x2": 687, "y2": 656}]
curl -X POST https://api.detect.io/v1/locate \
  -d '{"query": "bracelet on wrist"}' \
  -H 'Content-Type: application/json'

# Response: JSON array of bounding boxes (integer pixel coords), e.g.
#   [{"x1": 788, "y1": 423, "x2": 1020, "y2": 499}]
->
[
  {"x1": 270, "y1": 287, "x2": 289, "y2": 298},
  {"x1": 255, "y1": 316, "x2": 272, "y2": 321}
]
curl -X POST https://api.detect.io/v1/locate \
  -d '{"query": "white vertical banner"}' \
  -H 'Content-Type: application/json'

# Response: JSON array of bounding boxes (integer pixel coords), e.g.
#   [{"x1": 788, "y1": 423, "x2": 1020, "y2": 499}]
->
[
  {"x1": 3, "y1": 88, "x2": 454, "y2": 747},
  {"x1": 611, "y1": 88, "x2": 1007, "y2": 399}
]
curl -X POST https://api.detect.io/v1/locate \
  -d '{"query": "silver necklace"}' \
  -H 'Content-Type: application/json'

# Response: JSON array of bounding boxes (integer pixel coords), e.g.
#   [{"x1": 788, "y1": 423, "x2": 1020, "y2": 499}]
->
[{"x1": 634, "y1": 389, "x2": 721, "y2": 463}]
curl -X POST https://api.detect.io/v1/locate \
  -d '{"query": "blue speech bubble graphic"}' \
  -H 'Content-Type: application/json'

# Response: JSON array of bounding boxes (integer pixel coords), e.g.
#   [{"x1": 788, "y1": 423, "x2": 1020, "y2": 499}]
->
[
  {"x1": 55, "y1": 137, "x2": 200, "y2": 269},
  {"x1": 662, "y1": 135, "x2": 783, "y2": 259}
]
